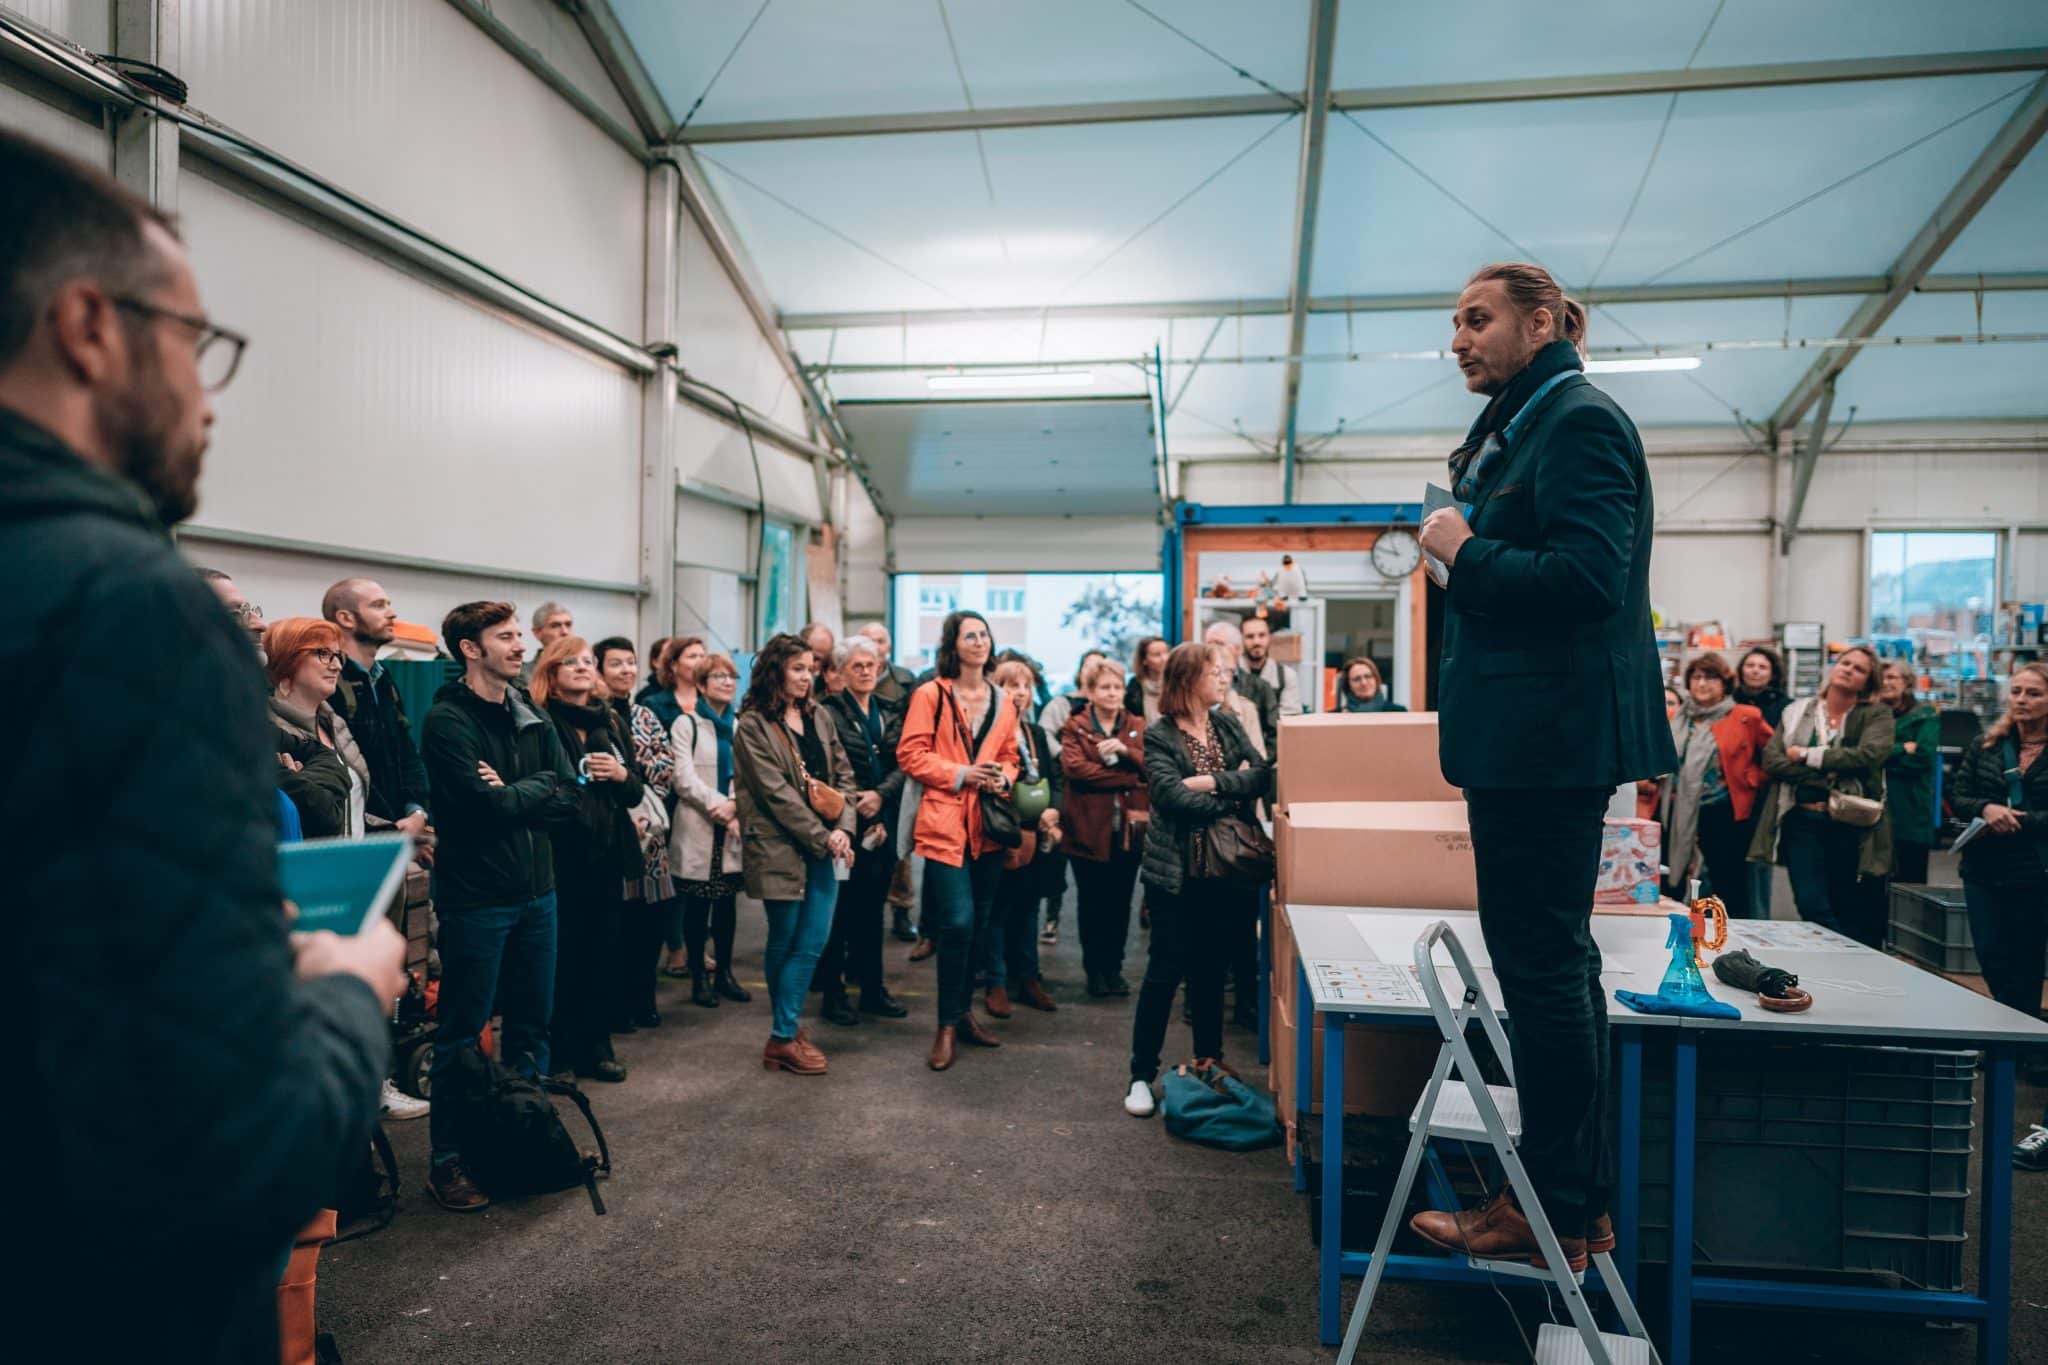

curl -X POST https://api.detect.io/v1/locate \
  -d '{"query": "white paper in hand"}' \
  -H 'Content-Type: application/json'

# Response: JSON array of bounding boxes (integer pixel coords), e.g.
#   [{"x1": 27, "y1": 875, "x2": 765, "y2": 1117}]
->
[{"x1": 1422, "y1": 483, "x2": 1456, "y2": 587}]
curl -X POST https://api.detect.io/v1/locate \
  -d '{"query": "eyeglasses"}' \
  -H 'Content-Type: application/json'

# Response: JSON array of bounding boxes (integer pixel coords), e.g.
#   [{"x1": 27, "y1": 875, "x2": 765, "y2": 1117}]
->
[
  {"x1": 706, "y1": 672, "x2": 739, "y2": 682},
  {"x1": 228, "y1": 601, "x2": 264, "y2": 624},
  {"x1": 111, "y1": 297, "x2": 249, "y2": 392},
  {"x1": 309, "y1": 648, "x2": 343, "y2": 666}
]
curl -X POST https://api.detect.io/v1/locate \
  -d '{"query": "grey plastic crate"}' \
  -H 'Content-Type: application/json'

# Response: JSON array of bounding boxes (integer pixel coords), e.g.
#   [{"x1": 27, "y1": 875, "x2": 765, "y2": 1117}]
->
[
  {"x1": 1889, "y1": 884, "x2": 1971, "y2": 944},
  {"x1": 1888, "y1": 920, "x2": 1980, "y2": 974},
  {"x1": 1635, "y1": 1042, "x2": 1976, "y2": 1292}
]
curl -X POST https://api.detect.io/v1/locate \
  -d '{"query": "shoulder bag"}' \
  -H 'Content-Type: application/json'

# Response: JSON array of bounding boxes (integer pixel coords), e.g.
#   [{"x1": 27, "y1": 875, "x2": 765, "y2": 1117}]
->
[
  {"x1": 776, "y1": 722, "x2": 846, "y2": 824},
  {"x1": 944, "y1": 685, "x2": 1022, "y2": 849},
  {"x1": 1813, "y1": 705, "x2": 1885, "y2": 828},
  {"x1": 1188, "y1": 720, "x2": 1274, "y2": 883}
]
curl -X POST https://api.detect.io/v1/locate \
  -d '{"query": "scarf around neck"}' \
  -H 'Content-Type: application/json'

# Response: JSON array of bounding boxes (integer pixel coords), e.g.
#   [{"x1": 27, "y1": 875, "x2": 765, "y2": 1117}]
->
[
  {"x1": 1665, "y1": 694, "x2": 1736, "y2": 894},
  {"x1": 269, "y1": 693, "x2": 372, "y2": 793},
  {"x1": 1448, "y1": 339, "x2": 1585, "y2": 502},
  {"x1": 698, "y1": 695, "x2": 735, "y2": 792}
]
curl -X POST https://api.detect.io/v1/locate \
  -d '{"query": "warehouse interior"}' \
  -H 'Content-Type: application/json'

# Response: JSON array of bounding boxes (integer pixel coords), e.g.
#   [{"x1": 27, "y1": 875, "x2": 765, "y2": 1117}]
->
[{"x1": 5, "y1": 2, "x2": 2047, "y2": 1362}]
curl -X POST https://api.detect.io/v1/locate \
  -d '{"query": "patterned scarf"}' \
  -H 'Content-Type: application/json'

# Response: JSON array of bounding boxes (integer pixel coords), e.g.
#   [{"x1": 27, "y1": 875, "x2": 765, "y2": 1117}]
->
[{"x1": 1448, "y1": 339, "x2": 1585, "y2": 504}]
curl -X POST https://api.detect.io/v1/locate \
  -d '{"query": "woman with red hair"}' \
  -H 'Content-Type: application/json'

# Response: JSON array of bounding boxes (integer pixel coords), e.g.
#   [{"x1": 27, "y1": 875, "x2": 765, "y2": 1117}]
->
[{"x1": 264, "y1": 617, "x2": 371, "y2": 839}]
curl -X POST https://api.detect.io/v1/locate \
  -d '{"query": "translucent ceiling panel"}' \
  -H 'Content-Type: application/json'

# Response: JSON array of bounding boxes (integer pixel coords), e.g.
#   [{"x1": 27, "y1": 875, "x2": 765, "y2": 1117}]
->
[
  {"x1": 1935, "y1": 140, "x2": 2048, "y2": 276},
  {"x1": 1160, "y1": 314, "x2": 1291, "y2": 444},
  {"x1": 1334, "y1": 1, "x2": 2048, "y2": 91},
  {"x1": 614, "y1": 0, "x2": 1307, "y2": 128},
  {"x1": 704, "y1": 115, "x2": 1298, "y2": 314},
  {"x1": 1833, "y1": 290, "x2": 2048, "y2": 421},
  {"x1": 1312, "y1": 74, "x2": 2030, "y2": 297},
  {"x1": 824, "y1": 364, "x2": 1149, "y2": 406}
]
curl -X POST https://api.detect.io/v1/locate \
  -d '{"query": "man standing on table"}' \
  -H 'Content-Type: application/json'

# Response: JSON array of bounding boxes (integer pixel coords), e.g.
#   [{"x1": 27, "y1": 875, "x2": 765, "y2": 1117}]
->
[{"x1": 1411, "y1": 262, "x2": 1675, "y2": 1271}]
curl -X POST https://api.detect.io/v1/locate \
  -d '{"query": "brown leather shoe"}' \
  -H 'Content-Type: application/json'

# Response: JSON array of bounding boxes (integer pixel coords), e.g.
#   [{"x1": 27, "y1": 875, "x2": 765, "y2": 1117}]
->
[
  {"x1": 428, "y1": 1161, "x2": 490, "y2": 1213},
  {"x1": 763, "y1": 1037, "x2": 826, "y2": 1075},
  {"x1": 958, "y1": 1012, "x2": 1003, "y2": 1048},
  {"x1": 928, "y1": 1025, "x2": 957, "y2": 1071},
  {"x1": 1015, "y1": 978, "x2": 1058, "y2": 1012},
  {"x1": 1588, "y1": 1212, "x2": 1615, "y2": 1255},
  {"x1": 909, "y1": 937, "x2": 936, "y2": 962},
  {"x1": 985, "y1": 985, "x2": 1013, "y2": 1018},
  {"x1": 1409, "y1": 1190, "x2": 1587, "y2": 1272}
]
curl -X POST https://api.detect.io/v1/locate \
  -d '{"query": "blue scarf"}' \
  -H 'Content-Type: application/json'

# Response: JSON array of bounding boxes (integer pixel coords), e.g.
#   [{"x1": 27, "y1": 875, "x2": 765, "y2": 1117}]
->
[
  {"x1": 698, "y1": 696, "x2": 735, "y2": 792},
  {"x1": 1448, "y1": 339, "x2": 1584, "y2": 506}
]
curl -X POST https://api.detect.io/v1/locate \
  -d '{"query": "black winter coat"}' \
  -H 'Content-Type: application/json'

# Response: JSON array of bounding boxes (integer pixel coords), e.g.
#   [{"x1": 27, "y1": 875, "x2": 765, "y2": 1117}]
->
[
  {"x1": 1141, "y1": 709, "x2": 1272, "y2": 896},
  {"x1": 421, "y1": 679, "x2": 582, "y2": 911},
  {"x1": 823, "y1": 690, "x2": 909, "y2": 842},
  {"x1": 542, "y1": 696, "x2": 648, "y2": 898},
  {"x1": 0, "y1": 408, "x2": 389, "y2": 1357},
  {"x1": 333, "y1": 655, "x2": 430, "y2": 822},
  {"x1": 1437, "y1": 341, "x2": 1677, "y2": 790},
  {"x1": 1952, "y1": 732, "x2": 2048, "y2": 886}
]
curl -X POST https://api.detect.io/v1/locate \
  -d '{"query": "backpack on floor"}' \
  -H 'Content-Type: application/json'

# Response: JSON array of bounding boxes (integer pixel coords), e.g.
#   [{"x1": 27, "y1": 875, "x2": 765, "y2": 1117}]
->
[
  {"x1": 438, "y1": 1045, "x2": 611, "y2": 1214},
  {"x1": 1162, "y1": 1062, "x2": 1283, "y2": 1152}
]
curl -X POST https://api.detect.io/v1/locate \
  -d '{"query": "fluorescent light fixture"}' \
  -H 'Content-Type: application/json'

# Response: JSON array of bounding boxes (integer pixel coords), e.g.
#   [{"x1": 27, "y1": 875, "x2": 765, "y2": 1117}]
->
[
  {"x1": 1585, "y1": 356, "x2": 1702, "y2": 374},
  {"x1": 926, "y1": 369, "x2": 1095, "y2": 391}
]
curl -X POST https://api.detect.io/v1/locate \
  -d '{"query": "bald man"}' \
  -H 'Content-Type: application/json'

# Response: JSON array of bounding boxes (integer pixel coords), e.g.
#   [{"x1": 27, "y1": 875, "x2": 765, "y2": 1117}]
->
[{"x1": 323, "y1": 576, "x2": 431, "y2": 837}]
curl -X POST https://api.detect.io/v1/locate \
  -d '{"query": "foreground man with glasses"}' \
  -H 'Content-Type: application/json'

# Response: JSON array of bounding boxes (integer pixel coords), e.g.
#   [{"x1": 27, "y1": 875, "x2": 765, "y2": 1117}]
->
[{"x1": 0, "y1": 129, "x2": 403, "y2": 1359}]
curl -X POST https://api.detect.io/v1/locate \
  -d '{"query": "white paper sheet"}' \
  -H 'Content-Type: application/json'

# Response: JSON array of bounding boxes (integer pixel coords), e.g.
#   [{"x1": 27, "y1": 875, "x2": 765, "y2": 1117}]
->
[
  {"x1": 1723, "y1": 920, "x2": 1867, "y2": 954},
  {"x1": 1421, "y1": 483, "x2": 1456, "y2": 587}
]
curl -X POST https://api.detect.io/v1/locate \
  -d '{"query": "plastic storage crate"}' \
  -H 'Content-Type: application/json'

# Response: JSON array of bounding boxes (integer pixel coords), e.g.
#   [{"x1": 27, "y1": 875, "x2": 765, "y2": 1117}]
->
[
  {"x1": 1637, "y1": 1042, "x2": 1975, "y2": 1292},
  {"x1": 1887, "y1": 884, "x2": 1978, "y2": 974}
]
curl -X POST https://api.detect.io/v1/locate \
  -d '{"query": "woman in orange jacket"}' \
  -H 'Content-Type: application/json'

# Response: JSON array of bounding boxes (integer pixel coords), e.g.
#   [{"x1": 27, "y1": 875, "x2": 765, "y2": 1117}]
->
[
  {"x1": 897, "y1": 610, "x2": 1021, "y2": 1071},
  {"x1": 1663, "y1": 652, "x2": 1773, "y2": 917}
]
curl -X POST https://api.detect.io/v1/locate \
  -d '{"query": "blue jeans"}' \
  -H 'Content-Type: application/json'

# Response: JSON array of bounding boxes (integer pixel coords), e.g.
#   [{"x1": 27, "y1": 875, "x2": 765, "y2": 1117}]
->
[
  {"x1": 763, "y1": 855, "x2": 839, "y2": 1041},
  {"x1": 925, "y1": 851, "x2": 1004, "y2": 1024},
  {"x1": 430, "y1": 892, "x2": 557, "y2": 1165}
]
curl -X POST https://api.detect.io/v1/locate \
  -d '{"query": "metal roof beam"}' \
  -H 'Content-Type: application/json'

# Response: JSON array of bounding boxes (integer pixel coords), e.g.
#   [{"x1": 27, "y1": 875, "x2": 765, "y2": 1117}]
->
[
  {"x1": 673, "y1": 47, "x2": 2048, "y2": 144},
  {"x1": 1768, "y1": 74, "x2": 2048, "y2": 437},
  {"x1": 1280, "y1": 0, "x2": 1339, "y2": 504},
  {"x1": 563, "y1": 0, "x2": 675, "y2": 143},
  {"x1": 780, "y1": 273, "x2": 2048, "y2": 331}
]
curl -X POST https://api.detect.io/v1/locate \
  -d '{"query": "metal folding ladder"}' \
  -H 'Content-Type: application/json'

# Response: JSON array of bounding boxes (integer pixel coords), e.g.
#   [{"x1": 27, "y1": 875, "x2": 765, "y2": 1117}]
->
[{"x1": 1336, "y1": 922, "x2": 1660, "y2": 1365}]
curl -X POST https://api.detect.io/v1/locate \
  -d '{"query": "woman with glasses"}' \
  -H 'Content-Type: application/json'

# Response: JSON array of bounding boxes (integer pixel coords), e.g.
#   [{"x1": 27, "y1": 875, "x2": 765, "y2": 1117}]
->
[
  {"x1": 530, "y1": 636, "x2": 646, "y2": 1084},
  {"x1": 898, "y1": 610, "x2": 1022, "y2": 1072},
  {"x1": 1124, "y1": 642, "x2": 1272, "y2": 1118},
  {"x1": 595, "y1": 636, "x2": 671, "y2": 1031},
  {"x1": 670, "y1": 653, "x2": 751, "y2": 1009},
  {"x1": 263, "y1": 618, "x2": 370, "y2": 839}
]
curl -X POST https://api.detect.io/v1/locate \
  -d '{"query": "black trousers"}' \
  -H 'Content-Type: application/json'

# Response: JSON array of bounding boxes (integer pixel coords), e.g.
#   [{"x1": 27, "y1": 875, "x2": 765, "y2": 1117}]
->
[
  {"x1": 1893, "y1": 840, "x2": 1931, "y2": 885},
  {"x1": 624, "y1": 896, "x2": 671, "y2": 1019},
  {"x1": 1072, "y1": 851, "x2": 1141, "y2": 980},
  {"x1": 1695, "y1": 800, "x2": 1754, "y2": 919},
  {"x1": 1781, "y1": 809, "x2": 1885, "y2": 946},
  {"x1": 683, "y1": 892, "x2": 737, "y2": 971},
  {"x1": 1129, "y1": 880, "x2": 1255, "y2": 1082},
  {"x1": 1467, "y1": 785, "x2": 1613, "y2": 1236},
  {"x1": 552, "y1": 882, "x2": 621, "y2": 1071},
  {"x1": 817, "y1": 848, "x2": 894, "y2": 997},
  {"x1": 1967, "y1": 875, "x2": 2048, "y2": 1020}
]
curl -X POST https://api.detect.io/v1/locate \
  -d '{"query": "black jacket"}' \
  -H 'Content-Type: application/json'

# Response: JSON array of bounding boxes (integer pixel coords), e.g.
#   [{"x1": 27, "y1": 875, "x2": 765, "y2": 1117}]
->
[
  {"x1": 1952, "y1": 733, "x2": 2048, "y2": 886},
  {"x1": 1140, "y1": 709, "x2": 1272, "y2": 896},
  {"x1": 1233, "y1": 667, "x2": 1280, "y2": 754},
  {"x1": 1437, "y1": 342, "x2": 1677, "y2": 790},
  {"x1": 823, "y1": 690, "x2": 908, "y2": 841},
  {"x1": 542, "y1": 695, "x2": 647, "y2": 899},
  {"x1": 0, "y1": 408, "x2": 389, "y2": 1356},
  {"x1": 421, "y1": 678, "x2": 581, "y2": 912},
  {"x1": 332, "y1": 655, "x2": 430, "y2": 823}
]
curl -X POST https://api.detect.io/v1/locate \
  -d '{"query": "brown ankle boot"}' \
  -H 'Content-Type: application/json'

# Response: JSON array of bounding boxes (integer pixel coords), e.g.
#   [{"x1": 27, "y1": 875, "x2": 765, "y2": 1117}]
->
[
  {"x1": 1409, "y1": 1190, "x2": 1587, "y2": 1272},
  {"x1": 928, "y1": 1025, "x2": 958, "y2": 1071},
  {"x1": 763, "y1": 1036, "x2": 826, "y2": 1075},
  {"x1": 958, "y1": 1012, "x2": 1003, "y2": 1048},
  {"x1": 1016, "y1": 978, "x2": 1057, "y2": 1012},
  {"x1": 909, "y1": 937, "x2": 936, "y2": 962},
  {"x1": 1587, "y1": 1212, "x2": 1615, "y2": 1255},
  {"x1": 985, "y1": 985, "x2": 1013, "y2": 1018}
]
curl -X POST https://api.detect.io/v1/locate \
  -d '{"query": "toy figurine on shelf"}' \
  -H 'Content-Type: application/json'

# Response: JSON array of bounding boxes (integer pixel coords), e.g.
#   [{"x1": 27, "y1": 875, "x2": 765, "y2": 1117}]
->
[{"x1": 1207, "y1": 574, "x2": 1234, "y2": 599}]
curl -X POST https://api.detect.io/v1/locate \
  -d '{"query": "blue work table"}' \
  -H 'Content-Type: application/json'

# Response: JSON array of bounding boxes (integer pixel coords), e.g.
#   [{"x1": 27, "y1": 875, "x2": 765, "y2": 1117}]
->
[{"x1": 1285, "y1": 903, "x2": 2048, "y2": 1365}]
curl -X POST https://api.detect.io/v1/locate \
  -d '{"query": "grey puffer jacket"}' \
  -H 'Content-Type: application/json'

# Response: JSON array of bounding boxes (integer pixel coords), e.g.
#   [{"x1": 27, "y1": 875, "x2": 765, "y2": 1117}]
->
[{"x1": 1140, "y1": 708, "x2": 1272, "y2": 896}]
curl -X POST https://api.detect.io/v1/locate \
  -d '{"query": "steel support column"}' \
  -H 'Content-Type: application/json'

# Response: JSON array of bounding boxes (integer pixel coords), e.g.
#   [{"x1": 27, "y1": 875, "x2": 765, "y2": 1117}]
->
[
  {"x1": 1780, "y1": 377, "x2": 1837, "y2": 553},
  {"x1": 640, "y1": 159, "x2": 681, "y2": 644},
  {"x1": 1280, "y1": 0, "x2": 1340, "y2": 505},
  {"x1": 112, "y1": 0, "x2": 177, "y2": 210},
  {"x1": 1769, "y1": 73, "x2": 2048, "y2": 437}
]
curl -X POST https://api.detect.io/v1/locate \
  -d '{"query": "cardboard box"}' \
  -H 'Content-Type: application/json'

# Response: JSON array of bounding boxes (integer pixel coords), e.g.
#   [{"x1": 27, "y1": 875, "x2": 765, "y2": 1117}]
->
[
  {"x1": 1271, "y1": 898, "x2": 1299, "y2": 1019},
  {"x1": 1269, "y1": 987, "x2": 1440, "y2": 1119},
  {"x1": 1279, "y1": 802, "x2": 1477, "y2": 911},
  {"x1": 1276, "y1": 712, "x2": 1461, "y2": 809},
  {"x1": 1595, "y1": 817, "x2": 1662, "y2": 906}
]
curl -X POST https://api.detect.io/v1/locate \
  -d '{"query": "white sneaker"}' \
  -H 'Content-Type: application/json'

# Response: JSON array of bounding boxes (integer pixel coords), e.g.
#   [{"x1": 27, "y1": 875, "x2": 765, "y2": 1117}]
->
[
  {"x1": 381, "y1": 1078, "x2": 430, "y2": 1121},
  {"x1": 1123, "y1": 1080, "x2": 1156, "y2": 1118}
]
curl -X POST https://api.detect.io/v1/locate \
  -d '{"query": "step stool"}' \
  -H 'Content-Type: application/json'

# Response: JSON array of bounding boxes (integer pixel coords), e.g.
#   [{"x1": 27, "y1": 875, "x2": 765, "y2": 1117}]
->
[{"x1": 1335, "y1": 922, "x2": 1659, "y2": 1365}]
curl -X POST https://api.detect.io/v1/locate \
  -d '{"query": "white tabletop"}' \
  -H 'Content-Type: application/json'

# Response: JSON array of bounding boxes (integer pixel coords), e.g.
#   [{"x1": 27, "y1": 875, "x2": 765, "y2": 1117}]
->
[{"x1": 1288, "y1": 904, "x2": 2048, "y2": 1046}]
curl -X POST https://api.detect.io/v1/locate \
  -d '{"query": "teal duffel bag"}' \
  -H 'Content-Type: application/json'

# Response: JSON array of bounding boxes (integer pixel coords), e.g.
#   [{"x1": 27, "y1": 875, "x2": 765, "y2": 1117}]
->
[{"x1": 1161, "y1": 1062, "x2": 1283, "y2": 1152}]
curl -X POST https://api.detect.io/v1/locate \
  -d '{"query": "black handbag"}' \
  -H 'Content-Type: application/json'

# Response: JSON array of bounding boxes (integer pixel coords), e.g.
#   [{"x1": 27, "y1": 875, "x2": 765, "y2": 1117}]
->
[
  {"x1": 1203, "y1": 812, "x2": 1275, "y2": 883},
  {"x1": 945, "y1": 685, "x2": 1022, "y2": 849}
]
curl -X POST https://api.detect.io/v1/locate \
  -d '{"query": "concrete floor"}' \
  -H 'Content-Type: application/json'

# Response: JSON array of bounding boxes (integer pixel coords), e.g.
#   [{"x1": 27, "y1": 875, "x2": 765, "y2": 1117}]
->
[{"x1": 319, "y1": 870, "x2": 2048, "y2": 1365}]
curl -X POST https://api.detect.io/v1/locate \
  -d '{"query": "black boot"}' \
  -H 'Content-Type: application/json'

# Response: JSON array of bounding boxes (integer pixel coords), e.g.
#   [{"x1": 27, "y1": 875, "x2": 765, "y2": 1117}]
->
[
  {"x1": 891, "y1": 907, "x2": 918, "y2": 943},
  {"x1": 860, "y1": 986, "x2": 910, "y2": 1018},
  {"x1": 821, "y1": 989, "x2": 861, "y2": 1027},
  {"x1": 715, "y1": 966, "x2": 752, "y2": 1003},
  {"x1": 1085, "y1": 971, "x2": 1109, "y2": 998},
  {"x1": 690, "y1": 965, "x2": 720, "y2": 1009}
]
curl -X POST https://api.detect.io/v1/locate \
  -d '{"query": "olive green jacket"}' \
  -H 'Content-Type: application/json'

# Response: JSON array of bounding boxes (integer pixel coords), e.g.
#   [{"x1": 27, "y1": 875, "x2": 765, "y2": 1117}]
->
[
  {"x1": 732, "y1": 707, "x2": 857, "y2": 901},
  {"x1": 1747, "y1": 696, "x2": 1894, "y2": 878}
]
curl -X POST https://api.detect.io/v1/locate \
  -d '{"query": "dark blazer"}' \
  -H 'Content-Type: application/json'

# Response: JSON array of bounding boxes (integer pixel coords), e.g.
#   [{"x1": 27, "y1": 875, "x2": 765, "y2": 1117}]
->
[
  {"x1": 1140, "y1": 709, "x2": 1272, "y2": 896},
  {"x1": 1951, "y1": 732, "x2": 2048, "y2": 886},
  {"x1": 822, "y1": 689, "x2": 908, "y2": 842},
  {"x1": 1437, "y1": 344, "x2": 1677, "y2": 790}
]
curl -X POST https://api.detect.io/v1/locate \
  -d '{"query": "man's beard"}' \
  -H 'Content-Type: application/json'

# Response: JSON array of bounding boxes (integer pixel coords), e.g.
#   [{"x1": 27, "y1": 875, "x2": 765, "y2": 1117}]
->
[{"x1": 94, "y1": 345, "x2": 201, "y2": 524}]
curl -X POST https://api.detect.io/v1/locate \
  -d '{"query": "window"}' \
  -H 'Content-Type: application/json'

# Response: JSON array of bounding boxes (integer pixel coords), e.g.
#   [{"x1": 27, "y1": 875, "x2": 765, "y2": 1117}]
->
[
  {"x1": 918, "y1": 586, "x2": 958, "y2": 614},
  {"x1": 755, "y1": 521, "x2": 798, "y2": 643},
  {"x1": 986, "y1": 587, "x2": 1026, "y2": 614},
  {"x1": 891, "y1": 572, "x2": 1162, "y2": 680},
  {"x1": 1868, "y1": 531, "x2": 1998, "y2": 638}
]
